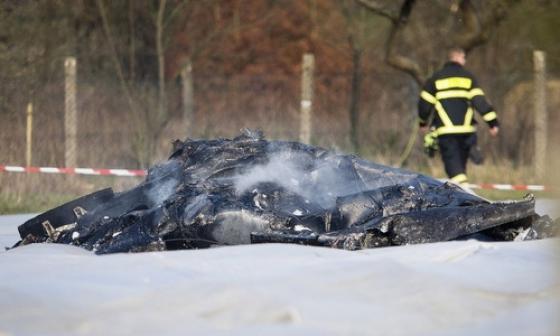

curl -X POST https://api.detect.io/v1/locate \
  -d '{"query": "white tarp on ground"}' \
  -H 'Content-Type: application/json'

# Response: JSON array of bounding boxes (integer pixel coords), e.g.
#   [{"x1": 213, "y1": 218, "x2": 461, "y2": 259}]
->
[{"x1": 0, "y1": 201, "x2": 558, "y2": 336}]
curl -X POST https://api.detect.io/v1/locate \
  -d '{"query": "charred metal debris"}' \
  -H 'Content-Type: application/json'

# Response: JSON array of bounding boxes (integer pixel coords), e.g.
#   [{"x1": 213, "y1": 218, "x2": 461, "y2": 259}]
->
[{"x1": 14, "y1": 130, "x2": 559, "y2": 254}]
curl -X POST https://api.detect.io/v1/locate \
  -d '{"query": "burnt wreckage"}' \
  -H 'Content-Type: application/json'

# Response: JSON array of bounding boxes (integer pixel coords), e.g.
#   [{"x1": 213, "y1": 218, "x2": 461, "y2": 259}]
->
[{"x1": 15, "y1": 130, "x2": 558, "y2": 254}]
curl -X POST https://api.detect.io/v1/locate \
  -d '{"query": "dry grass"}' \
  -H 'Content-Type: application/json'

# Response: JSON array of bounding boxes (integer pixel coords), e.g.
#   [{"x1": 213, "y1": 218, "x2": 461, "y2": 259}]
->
[
  {"x1": 418, "y1": 158, "x2": 559, "y2": 200},
  {"x1": 0, "y1": 173, "x2": 142, "y2": 214},
  {"x1": 2, "y1": 74, "x2": 558, "y2": 210}
]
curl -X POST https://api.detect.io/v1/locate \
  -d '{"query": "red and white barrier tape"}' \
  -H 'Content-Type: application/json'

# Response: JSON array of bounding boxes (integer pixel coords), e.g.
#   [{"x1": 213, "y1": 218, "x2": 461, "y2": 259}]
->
[
  {"x1": 0, "y1": 165, "x2": 146, "y2": 177},
  {"x1": 465, "y1": 183, "x2": 551, "y2": 192},
  {"x1": 0, "y1": 164, "x2": 555, "y2": 191}
]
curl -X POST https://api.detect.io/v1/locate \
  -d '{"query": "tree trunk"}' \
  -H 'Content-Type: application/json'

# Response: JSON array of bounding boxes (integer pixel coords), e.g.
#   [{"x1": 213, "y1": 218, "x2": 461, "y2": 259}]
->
[
  {"x1": 349, "y1": 48, "x2": 362, "y2": 153},
  {"x1": 233, "y1": 0, "x2": 240, "y2": 42},
  {"x1": 156, "y1": 0, "x2": 167, "y2": 124},
  {"x1": 128, "y1": 0, "x2": 136, "y2": 81},
  {"x1": 181, "y1": 59, "x2": 194, "y2": 137}
]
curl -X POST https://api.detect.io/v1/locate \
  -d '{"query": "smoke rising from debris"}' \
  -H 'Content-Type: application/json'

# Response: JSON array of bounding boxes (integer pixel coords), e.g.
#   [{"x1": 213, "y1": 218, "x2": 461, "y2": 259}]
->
[
  {"x1": 234, "y1": 151, "x2": 364, "y2": 208},
  {"x1": 144, "y1": 159, "x2": 182, "y2": 206}
]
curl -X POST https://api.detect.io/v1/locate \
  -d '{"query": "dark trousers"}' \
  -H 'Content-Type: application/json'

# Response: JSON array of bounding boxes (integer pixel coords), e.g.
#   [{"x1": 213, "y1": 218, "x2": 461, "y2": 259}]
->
[{"x1": 438, "y1": 133, "x2": 477, "y2": 180}]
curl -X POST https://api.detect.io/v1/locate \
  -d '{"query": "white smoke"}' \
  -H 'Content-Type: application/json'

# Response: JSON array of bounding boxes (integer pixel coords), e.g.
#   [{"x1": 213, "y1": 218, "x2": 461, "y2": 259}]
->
[
  {"x1": 234, "y1": 151, "x2": 304, "y2": 194},
  {"x1": 144, "y1": 159, "x2": 182, "y2": 206},
  {"x1": 145, "y1": 178, "x2": 179, "y2": 205},
  {"x1": 234, "y1": 151, "x2": 364, "y2": 208}
]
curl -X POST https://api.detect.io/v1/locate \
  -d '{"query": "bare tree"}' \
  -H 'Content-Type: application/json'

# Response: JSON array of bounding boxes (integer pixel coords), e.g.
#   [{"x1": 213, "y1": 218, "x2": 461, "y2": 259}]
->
[
  {"x1": 312, "y1": 0, "x2": 383, "y2": 154},
  {"x1": 155, "y1": 0, "x2": 167, "y2": 138},
  {"x1": 356, "y1": 0, "x2": 519, "y2": 165},
  {"x1": 357, "y1": 0, "x2": 517, "y2": 85},
  {"x1": 96, "y1": 0, "x2": 194, "y2": 166},
  {"x1": 128, "y1": 0, "x2": 136, "y2": 82}
]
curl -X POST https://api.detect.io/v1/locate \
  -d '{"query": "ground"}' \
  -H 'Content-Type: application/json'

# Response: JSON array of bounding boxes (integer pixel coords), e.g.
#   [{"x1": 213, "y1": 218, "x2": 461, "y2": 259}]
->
[{"x1": 0, "y1": 201, "x2": 558, "y2": 335}]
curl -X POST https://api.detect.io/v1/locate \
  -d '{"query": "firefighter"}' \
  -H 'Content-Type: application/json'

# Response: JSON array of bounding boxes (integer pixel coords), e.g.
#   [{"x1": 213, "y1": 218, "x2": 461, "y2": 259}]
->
[{"x1": 418, "y1": 47, "x2": 499, "y2": 185}]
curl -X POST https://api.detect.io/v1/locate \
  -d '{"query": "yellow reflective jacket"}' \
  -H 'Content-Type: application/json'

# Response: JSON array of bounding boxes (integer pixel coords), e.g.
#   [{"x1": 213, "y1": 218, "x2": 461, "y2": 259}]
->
[{"x1": 418, "y1": 62, "x2": 499, "y2": 136}]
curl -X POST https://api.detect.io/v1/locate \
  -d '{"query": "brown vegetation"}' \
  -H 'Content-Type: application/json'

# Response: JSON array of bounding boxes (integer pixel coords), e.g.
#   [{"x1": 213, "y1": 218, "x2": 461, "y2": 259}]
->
[{"x1": 0, "y1": 0, "x2": 559, "y2": 212}]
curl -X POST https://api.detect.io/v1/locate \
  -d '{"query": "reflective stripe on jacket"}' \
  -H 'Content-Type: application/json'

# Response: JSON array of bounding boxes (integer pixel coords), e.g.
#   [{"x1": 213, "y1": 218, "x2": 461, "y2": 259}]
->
[{"x1": 418, "y1": 62, "x2": 499, "y2": 135}]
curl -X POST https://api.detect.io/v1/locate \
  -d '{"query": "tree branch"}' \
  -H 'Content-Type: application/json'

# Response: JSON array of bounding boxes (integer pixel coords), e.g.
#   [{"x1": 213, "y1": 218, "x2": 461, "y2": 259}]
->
[
  {"x1": 455, "y1": 0, "x2": 517, "y2": 53},
  {"x1": 454, "y1": 0, "x2": 481, "y2": 51},
  {"x1": 156, "y1": 0, "x2": 167, "y2": 130},
  {"x1": 96, "y1": 0, "x2": 138, "y2": 115},
  {"x1": 385, "y1": 24, "x2": 424, "y2": 85},
  {"x1": 189, "y1": 7, "x2": 275, "y2": 62},
  {"x1": 356, "y1": 0, "x2": 399, "y2": 22},
  {"x1": 382, "y1": 0, "x2": 424, "y2": 85},
  {"x1": 358, "y1": 0, "x2": 422, "y2": 78},
  {"x1": 163, "y1": 0, "x2": 191, "y2": 29}
]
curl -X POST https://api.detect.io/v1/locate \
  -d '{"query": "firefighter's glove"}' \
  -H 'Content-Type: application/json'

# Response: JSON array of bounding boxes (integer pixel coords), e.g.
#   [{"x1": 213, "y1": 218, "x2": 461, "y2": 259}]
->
[
  {"x1": 423, "y1": 132, "x2": 439, "y2": 158},
  {"x1": 469, "y1": 146, "x2": 484, "y2": 165}
]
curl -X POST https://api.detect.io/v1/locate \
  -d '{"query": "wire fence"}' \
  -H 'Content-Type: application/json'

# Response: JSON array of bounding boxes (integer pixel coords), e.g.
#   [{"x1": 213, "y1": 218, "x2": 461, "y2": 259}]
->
[{"x1": 0, "y1": 63, "x2": 558, "y2": 174}]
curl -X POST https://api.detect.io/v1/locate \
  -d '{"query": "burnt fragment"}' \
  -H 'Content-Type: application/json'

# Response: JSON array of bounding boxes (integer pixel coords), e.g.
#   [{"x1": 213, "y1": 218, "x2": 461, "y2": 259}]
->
[{"x1": 14, "y1": 130, "x2": 558, "y2": 253}]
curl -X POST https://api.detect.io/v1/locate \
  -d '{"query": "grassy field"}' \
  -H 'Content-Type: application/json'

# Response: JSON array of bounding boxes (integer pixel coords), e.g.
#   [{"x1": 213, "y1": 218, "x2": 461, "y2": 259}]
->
[{"x1": 0, "y1": 174, "x2": 142, "y2": 214}]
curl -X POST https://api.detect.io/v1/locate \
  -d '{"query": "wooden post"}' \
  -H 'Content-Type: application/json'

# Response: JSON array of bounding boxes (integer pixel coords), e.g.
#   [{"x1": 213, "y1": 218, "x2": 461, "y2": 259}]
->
[
  {"x1": 300, "y1": 53, "x2": 315, "y2": 144},
  {"x1": 533, "y1": 50, "x2": 547, "y2": 179},
  {"x1": 180, "y1": 59, "x2": 194, "y2": 137},
  {"x1": 25, "y1": 103, "x2": 33, "y2": 167},
  {"x1": 65, "y1": 57, "x2": 77, "y2": 168}
]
